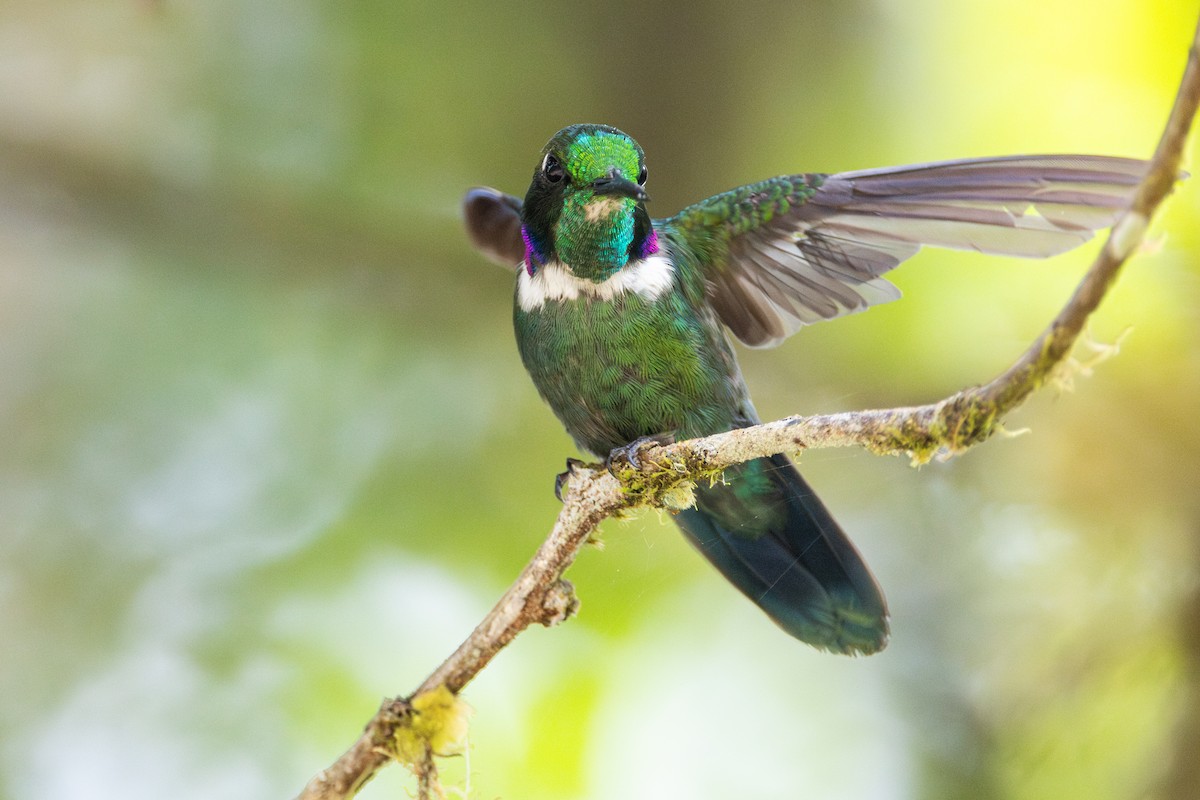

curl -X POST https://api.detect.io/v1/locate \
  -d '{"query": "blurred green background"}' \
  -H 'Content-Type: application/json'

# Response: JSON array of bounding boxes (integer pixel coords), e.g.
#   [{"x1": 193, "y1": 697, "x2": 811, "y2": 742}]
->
[{"x1": 2, "y1": 2, "x2": 1198, "y2": 798}]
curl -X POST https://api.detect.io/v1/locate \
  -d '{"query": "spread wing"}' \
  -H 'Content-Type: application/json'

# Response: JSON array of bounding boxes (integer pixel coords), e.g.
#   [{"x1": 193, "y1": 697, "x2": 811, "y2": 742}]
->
[
  {"x1": 463, "y1": 186, "x2": 525, "y2": 269},
  {"x1": 669, "y1": 155, "x2": 1150, "y2": 348}
]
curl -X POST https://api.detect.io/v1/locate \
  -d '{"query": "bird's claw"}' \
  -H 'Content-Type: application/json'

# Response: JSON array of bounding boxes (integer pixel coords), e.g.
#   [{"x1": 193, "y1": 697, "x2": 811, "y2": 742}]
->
[
  {"x1": 554, "y1": 457, "x2": 589, "y2": 502},
  {"x1": 606, "y1": 433, "x2": 675, "y2": 476}
]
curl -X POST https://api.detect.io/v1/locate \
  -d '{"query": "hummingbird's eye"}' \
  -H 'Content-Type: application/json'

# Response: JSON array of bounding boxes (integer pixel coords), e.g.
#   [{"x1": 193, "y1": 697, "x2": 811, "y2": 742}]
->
[
  {"x1": 637, "y1": 165, "x2": 648, "y2": 185},
  {"x1": 542, "y1": 154, "x2": 565, "y2": 183}
]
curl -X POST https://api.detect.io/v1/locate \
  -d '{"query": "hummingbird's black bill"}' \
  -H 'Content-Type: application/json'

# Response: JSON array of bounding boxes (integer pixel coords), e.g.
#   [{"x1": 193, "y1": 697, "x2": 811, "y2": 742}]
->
[{"x1": 591, "y1": 173, "x2": 648, "y2": 202}]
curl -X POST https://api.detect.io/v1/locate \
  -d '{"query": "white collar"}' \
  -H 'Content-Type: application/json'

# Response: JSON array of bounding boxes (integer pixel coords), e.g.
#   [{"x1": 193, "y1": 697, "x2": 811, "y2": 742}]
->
[{"x1": 516, "y1": 255, "x2": 675, "y2": 311}]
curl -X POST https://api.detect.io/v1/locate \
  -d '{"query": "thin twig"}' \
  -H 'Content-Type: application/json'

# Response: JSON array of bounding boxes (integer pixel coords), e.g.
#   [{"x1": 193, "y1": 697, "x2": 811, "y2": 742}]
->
[
  {"x1": 294, "y1": 18, "x2": 1198, "y2": 800},
  {"x1": 416, "y1": 745, "x2": 438, "y2": 800}
]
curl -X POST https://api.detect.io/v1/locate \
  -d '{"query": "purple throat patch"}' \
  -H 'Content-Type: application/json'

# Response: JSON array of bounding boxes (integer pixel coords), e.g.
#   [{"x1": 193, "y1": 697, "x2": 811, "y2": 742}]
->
[{"x1": 521, "y1": 226, "x2": 544, "y2": 275}]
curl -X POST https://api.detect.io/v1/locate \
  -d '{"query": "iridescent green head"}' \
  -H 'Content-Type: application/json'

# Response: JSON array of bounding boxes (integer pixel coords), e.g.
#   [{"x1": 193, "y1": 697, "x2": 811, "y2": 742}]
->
[{"x1": 521, "y1": 124, "x2": 656, "y2": 282}]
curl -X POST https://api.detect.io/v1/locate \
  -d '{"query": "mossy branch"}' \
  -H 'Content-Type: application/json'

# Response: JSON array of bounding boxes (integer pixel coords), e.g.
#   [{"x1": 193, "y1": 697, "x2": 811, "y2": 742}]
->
[{"x1": 294, "y1": 18, "x2": 1198, "y2": 800}]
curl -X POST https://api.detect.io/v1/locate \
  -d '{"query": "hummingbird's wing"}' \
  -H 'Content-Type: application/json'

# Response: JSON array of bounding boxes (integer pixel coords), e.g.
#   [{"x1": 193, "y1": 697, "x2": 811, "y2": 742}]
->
[
  {"x1": 668, "y1": 155, "x2": 1149, "y2": 348},
  {"x1": 463, "y1": 186, "x2": 526, "y2": 269}
]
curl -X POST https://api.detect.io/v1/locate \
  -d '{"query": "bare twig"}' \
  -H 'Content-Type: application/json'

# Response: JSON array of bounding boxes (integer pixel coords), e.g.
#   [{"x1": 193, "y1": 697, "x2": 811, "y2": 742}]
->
[{"x1": 294, "y1": 18, "x2": 1198, "y2": 800}]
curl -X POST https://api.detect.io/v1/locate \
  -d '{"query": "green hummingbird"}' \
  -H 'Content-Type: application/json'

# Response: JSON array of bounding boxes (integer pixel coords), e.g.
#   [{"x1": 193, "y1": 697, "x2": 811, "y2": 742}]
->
[{"x1": 463, "y1": 123, "x2": 1145, "y2": 654}]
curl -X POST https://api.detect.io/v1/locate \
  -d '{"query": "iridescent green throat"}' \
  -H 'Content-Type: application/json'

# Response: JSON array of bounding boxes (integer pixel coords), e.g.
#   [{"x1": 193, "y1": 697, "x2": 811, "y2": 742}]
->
[{"x1": 554, "y1": 192, "x2": 637, "y2": 281}]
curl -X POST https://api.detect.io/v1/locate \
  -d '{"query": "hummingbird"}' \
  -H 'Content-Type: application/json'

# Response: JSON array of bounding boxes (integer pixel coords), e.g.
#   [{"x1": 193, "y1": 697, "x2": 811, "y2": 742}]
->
[{"x1": 463, "y1": 123, "x2": 1146, "y2": 654}]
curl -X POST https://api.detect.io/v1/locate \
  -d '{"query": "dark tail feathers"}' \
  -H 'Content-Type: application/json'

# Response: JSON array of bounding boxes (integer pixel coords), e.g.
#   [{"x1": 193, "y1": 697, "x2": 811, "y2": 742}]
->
[{"x1": 674, "y1": 454, "x2": 888, "y2": 654}]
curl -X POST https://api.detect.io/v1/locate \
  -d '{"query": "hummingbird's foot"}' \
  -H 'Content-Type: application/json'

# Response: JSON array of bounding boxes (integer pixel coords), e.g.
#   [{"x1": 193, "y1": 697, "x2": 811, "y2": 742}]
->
[
  {"x1": 606, "y1": 433, "x2": 676, "y2": 476},
  {"x1": 554, "y1": 458, "x2": 589, "y2": 502}
]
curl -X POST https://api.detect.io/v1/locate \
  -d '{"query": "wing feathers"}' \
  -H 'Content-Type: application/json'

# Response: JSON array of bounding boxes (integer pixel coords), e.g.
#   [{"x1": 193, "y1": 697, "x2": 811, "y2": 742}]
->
[
  {"x1": 813, "y1": 215, "x2": 1092, "y2": 258},
  {"x1": 463, "y1": 187, "x2": 525, "y2": 269},
  {"x1": 831, "y1": 154, "x2": 1147, "y2": 191},
  {"x1": 696, "y1": 155, "x2": 1149, "y2": 347}
]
